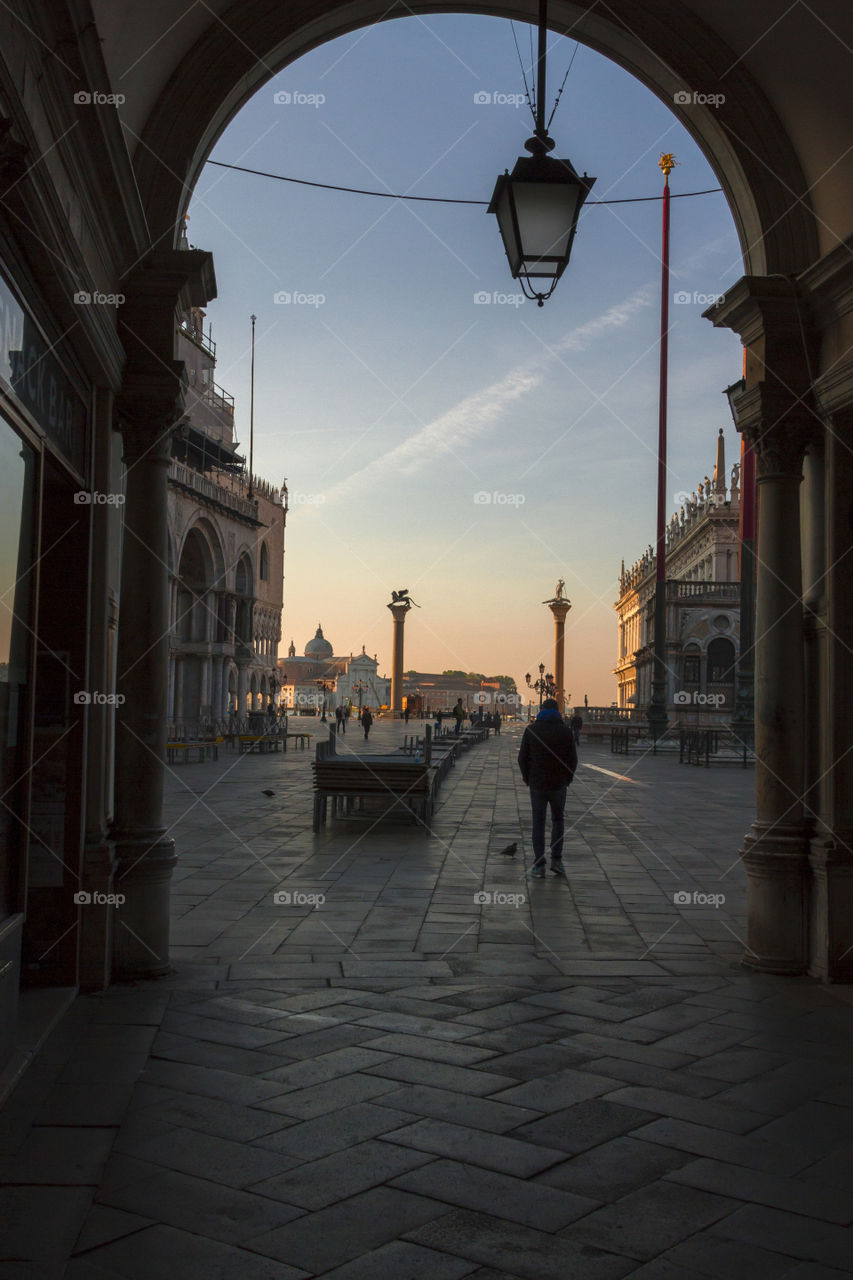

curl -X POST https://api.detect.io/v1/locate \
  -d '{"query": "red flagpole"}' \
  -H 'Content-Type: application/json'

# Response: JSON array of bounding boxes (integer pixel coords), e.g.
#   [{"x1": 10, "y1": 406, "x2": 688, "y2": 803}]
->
[{"x1": 648, "y1": 153, "x2": 677, "y2": 741}]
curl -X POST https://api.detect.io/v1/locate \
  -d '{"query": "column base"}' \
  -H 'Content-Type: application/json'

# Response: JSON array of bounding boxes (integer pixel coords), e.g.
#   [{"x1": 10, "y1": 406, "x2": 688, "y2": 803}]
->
[
  {"x1": 77, "y1": 837, "x2": 117, "y2": 991},
  {"x1": 112, "y1": 831, "x2": 177, "y2": 979},
  {"x1": 741, "y1": 826, "x2": 809, "y2": 974},
  {"x1": 808, "y1": 834, "x2": 853, "y2": 982}
]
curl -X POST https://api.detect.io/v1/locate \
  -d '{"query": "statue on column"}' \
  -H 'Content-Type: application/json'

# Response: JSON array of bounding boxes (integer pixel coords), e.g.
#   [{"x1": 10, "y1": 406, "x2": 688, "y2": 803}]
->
[{"x1": 389, "y1": 588, "x2": 418, "y2": 608}]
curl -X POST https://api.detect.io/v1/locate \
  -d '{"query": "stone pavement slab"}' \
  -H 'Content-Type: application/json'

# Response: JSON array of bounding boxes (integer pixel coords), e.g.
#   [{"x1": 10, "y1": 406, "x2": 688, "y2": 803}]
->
[{"x1": 4, "y1": 722, "x2": 853, "y2": 1277}]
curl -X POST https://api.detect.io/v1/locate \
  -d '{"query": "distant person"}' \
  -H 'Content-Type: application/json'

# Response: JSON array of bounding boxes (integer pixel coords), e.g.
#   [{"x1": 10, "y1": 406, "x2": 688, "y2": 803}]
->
[
  {"x1": 361, "y1": 707, "x2": 373, "y2": 741},
  {"x1": 570, "y1": 712, "x2": 583, "y2": 746},
  {"x1": 453, "y1": 699, "x2": 465, "y2": 736},
  {"x1": 339, "y1": 705, "x2": 347, "y2": 734},
  {"x1": 493, "y1": 711, "x2": 501, "y2": 736},
  {"x1": 335, "y1": 705, "x2": 344, "y2": 732},
  {"x1": 517, "y1": 697, "x2": 578, "y2": 879},
  {"x1": 404, "y1": 706, "x2": 410, "y2": 724},
  {"x1": 436, "y1": 709, "x2": 443, "y2": 731}
]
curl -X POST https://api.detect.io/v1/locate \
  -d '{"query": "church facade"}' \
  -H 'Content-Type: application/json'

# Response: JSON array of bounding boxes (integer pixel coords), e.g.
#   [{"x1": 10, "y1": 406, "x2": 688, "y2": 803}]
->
[
  {"x1": 614, "y1": 429, "x2": 742, "y2": 725},
  {"x1": 166, "y1": 306, "x2": 286, "y2": 726},
  {"x1": 278, "y1": 627, "x2": 391, "y2": 714}
]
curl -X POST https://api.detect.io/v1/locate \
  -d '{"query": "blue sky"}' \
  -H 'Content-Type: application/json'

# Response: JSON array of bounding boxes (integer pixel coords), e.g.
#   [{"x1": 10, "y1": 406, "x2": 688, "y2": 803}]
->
[{"x1": 188, "y1": 13, "x2": 743, "y2": 705}]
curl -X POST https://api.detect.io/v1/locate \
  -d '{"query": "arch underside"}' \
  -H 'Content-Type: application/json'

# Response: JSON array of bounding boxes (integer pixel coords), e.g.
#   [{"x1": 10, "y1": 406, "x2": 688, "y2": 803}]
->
[{"x1": 133, "y1": 0, "x2": 818, "y2": 279}]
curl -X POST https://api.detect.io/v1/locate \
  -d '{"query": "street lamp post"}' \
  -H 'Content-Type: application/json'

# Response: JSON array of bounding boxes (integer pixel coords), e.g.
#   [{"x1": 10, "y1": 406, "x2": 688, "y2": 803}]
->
[
  {"x1": 316, "y1": 678, "x2": 331, "y2": 723},
  {"x1": 525, "y1": 663, "x2": 556, "y2": 710}
]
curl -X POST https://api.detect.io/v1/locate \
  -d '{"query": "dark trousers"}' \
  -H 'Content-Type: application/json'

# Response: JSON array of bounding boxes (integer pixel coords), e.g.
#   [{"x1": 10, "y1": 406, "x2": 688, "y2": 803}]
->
[{"x1": 529, "y1": 786, "x2": 567, "y2": 867}]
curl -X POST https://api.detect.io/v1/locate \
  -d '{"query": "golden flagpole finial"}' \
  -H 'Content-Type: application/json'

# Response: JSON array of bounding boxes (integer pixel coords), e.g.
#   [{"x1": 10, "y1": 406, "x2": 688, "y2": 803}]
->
[{"x1": 659, "y1": 153, "x2": 678, "y2": 181}]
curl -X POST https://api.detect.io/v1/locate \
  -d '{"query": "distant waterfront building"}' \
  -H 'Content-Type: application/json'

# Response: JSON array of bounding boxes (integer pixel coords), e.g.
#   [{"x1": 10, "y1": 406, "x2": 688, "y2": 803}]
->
[
  {"x1": 400, "y1": 672, "x2": 521, "y2": 715},
  {"x1": 278, "y1": 628, "x2": 391, "y2": 713},
  {"x1": 614, "y1": 428, "x2": 741, "y2": 724},
  {"x1": 167, "y1": 307, "x2": 287, "y2": 723}
]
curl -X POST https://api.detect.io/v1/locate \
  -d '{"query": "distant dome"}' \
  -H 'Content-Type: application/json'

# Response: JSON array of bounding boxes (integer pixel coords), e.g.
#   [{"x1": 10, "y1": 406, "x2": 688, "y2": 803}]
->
[{"x1": 305, "y1": 623, "x2": 333, "y2": 660}]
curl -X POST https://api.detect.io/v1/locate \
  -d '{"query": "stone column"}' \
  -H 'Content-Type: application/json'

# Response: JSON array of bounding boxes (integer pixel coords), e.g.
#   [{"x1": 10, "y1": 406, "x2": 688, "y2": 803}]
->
[
  {"x1": 809, "y1": 370, "x2": 853, "y2": 979},
  {"x1": 388, "y1": 600, "x2": 411, "y2": 715},
  {"x1": 113, "y1": 246, "x2": 216, "y2": 979},
  {"x1": 113, "y1": 408, "x2": 181, "y2": 978},
  {"x1": 548, "y1": 598, "x2": 572, "y2": 714},
  {"x1": 705, "y1": 279, "x2": 813, "y2": 973}
]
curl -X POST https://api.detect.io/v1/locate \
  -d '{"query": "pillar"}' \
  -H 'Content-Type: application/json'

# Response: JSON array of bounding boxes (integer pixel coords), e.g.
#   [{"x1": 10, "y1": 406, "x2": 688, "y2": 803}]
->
[
  {"x1": 388, "y1": 600, "x2": 411, "y2": 714},
  {"x1": 549, "y1": 599, "x2": 571, "y2": 714},
  {"x1": 706, "y1": 279, "x2": 813, "y2": 973},
  {"x1": 112, "y1": 246, "x2": 216, "y2": 979},
  {"x1": 113, "y1": 411, "x2": 180, "y2": 978},
  {"x1": 809, "y1": 370, "x2": 853, "y2": 979}
]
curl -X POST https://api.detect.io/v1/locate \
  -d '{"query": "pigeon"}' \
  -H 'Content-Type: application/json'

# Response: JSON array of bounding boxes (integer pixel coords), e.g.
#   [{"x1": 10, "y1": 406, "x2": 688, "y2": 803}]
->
[
  {"x1": 262, "y1": 789, "x2": 276, "y2": 797},
  {"x1": 499, "y1": 842, "x2": 518, "y2": 857}
]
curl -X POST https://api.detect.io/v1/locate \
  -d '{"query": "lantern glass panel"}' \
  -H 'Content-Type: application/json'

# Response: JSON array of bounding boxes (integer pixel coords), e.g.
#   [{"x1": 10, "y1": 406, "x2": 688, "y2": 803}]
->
[
  {"x1": 495, "y1": 183, "x2": 521, "y2": 274},
  {"x1": 513, "y1": 181, "x2": 580, "y2": 274}
]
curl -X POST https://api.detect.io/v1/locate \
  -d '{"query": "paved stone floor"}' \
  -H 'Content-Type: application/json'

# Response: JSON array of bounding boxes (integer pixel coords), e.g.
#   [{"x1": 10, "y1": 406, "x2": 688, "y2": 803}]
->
[{"x1": 4, "y1": 718, "x2": 853, "y2": 1278}]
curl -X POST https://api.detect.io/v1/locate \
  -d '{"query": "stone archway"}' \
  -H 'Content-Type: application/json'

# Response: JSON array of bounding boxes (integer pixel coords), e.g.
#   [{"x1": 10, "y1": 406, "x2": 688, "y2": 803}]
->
[
  {"x1": 131, "y1": 1, "x2": 818, "y2": 277},
  {"x1": 106, "y1": 1, "x2": 853, "y2": 980}
]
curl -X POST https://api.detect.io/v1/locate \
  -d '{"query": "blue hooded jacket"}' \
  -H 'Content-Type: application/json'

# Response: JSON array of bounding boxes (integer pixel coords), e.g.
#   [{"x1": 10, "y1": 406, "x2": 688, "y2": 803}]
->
[{"x1": 517, "y1": 703, "x2": 578, "y2": 790}]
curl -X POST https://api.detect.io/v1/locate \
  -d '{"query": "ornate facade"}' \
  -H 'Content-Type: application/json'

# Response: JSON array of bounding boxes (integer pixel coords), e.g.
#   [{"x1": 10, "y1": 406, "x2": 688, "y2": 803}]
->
[
  {"x1": 278, "y1": 629, "x2": 390, "y2": 713},
  {"x1": 167, "y1": 307, "x2": 286, "y2": 724},
  {"x1": 614, "y1": 429, "x2": 742, "y2": 724}
]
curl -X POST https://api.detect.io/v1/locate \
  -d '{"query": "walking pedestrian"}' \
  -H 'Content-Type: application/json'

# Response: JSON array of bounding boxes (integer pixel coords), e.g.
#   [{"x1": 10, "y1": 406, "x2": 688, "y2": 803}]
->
[
  {"x1": 404, "y1": 705, "x2": 410, "y2": 724},
  {"x1": 452, "y1": 699, "x2": 465, "y2": 736},
  {"x1": 517, "y1": 698, "x2": 578, "y2": 878},
  {"x1": 569, "y1": 712, "x2": 583, "y2": 746},
  {"x1": 334, "y1": 705, "x2": 344, "y2": 732},
  {"x1": 493, "y1": 711, "x2": 501, "y2": 736},
  {"x1": 340, "y1": 705, "x2": 347, "y2": 734},
  {"x1": 361, "y1": 707, "x2": 373, "y2": 741}
]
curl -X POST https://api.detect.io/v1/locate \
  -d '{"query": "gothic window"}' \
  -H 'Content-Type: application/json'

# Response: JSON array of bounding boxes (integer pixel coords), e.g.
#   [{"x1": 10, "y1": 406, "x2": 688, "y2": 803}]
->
[
  {"x1": 259, "y1": 542, "x2": 269, "y2": 581},
  {"x1": 683, "y1": 654, "x2": 700, "y2": 684},
  {"x1": 707, "y1": 637, "x2": 735, "y2": 682}
]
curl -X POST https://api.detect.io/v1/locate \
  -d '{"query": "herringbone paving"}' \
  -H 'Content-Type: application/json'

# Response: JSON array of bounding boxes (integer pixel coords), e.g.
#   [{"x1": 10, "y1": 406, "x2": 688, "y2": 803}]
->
[{"x1": 3, "y1": 720, "x2": 853, "y2": 1277}]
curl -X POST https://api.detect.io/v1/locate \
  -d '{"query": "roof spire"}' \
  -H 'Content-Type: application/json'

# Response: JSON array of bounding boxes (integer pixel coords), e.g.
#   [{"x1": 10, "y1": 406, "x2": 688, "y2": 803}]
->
[{"x1": 714, "y1": 426, "x2": 726, "y2": 496}]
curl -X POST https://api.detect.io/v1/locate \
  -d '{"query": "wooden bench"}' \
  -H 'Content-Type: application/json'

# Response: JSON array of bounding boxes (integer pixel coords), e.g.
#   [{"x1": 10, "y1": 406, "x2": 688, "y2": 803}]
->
[
  {"x1": 312, "y1": 754, "x2": 439, "y2": 831},
  {"x1": 166, "y1": 738, "x2": 221, "y2": 765},
  {"x1": 238, "y1": 734, "x2": 283, "y2": 754},
  {"x1": 283, "y1": 732, "x2": 311, "y2": 749}
]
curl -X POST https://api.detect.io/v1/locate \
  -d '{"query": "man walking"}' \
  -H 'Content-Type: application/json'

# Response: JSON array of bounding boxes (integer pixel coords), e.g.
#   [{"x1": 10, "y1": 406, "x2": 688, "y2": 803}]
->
[
  {"x1": 517, "y1": 698, "x2": 578, "y2": 878},
  {"x1": 453, "y1": 699, "x2": 465, "y2": 736},
  {"x1": 361, "y1": 707, "x2": 373, "y2": 741}
]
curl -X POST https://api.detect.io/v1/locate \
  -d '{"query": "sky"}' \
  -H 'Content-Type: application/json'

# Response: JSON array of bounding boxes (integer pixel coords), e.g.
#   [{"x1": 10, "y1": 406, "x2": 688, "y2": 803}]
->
[{"x1": 187, "y1": 13, "x2": 744, "y2": 706}]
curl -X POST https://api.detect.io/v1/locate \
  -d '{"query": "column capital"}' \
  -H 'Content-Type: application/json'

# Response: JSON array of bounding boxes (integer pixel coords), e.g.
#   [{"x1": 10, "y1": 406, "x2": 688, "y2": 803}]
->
[
  {"x1": 704, "y1": 275, "x2": 817, "y2": 420},
  {"x1": 732, "y1": 384, "x2": 813, "y2": 479},
  {"x1": 116, "y1": 247, "x2": 216, "y2": 462}
]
